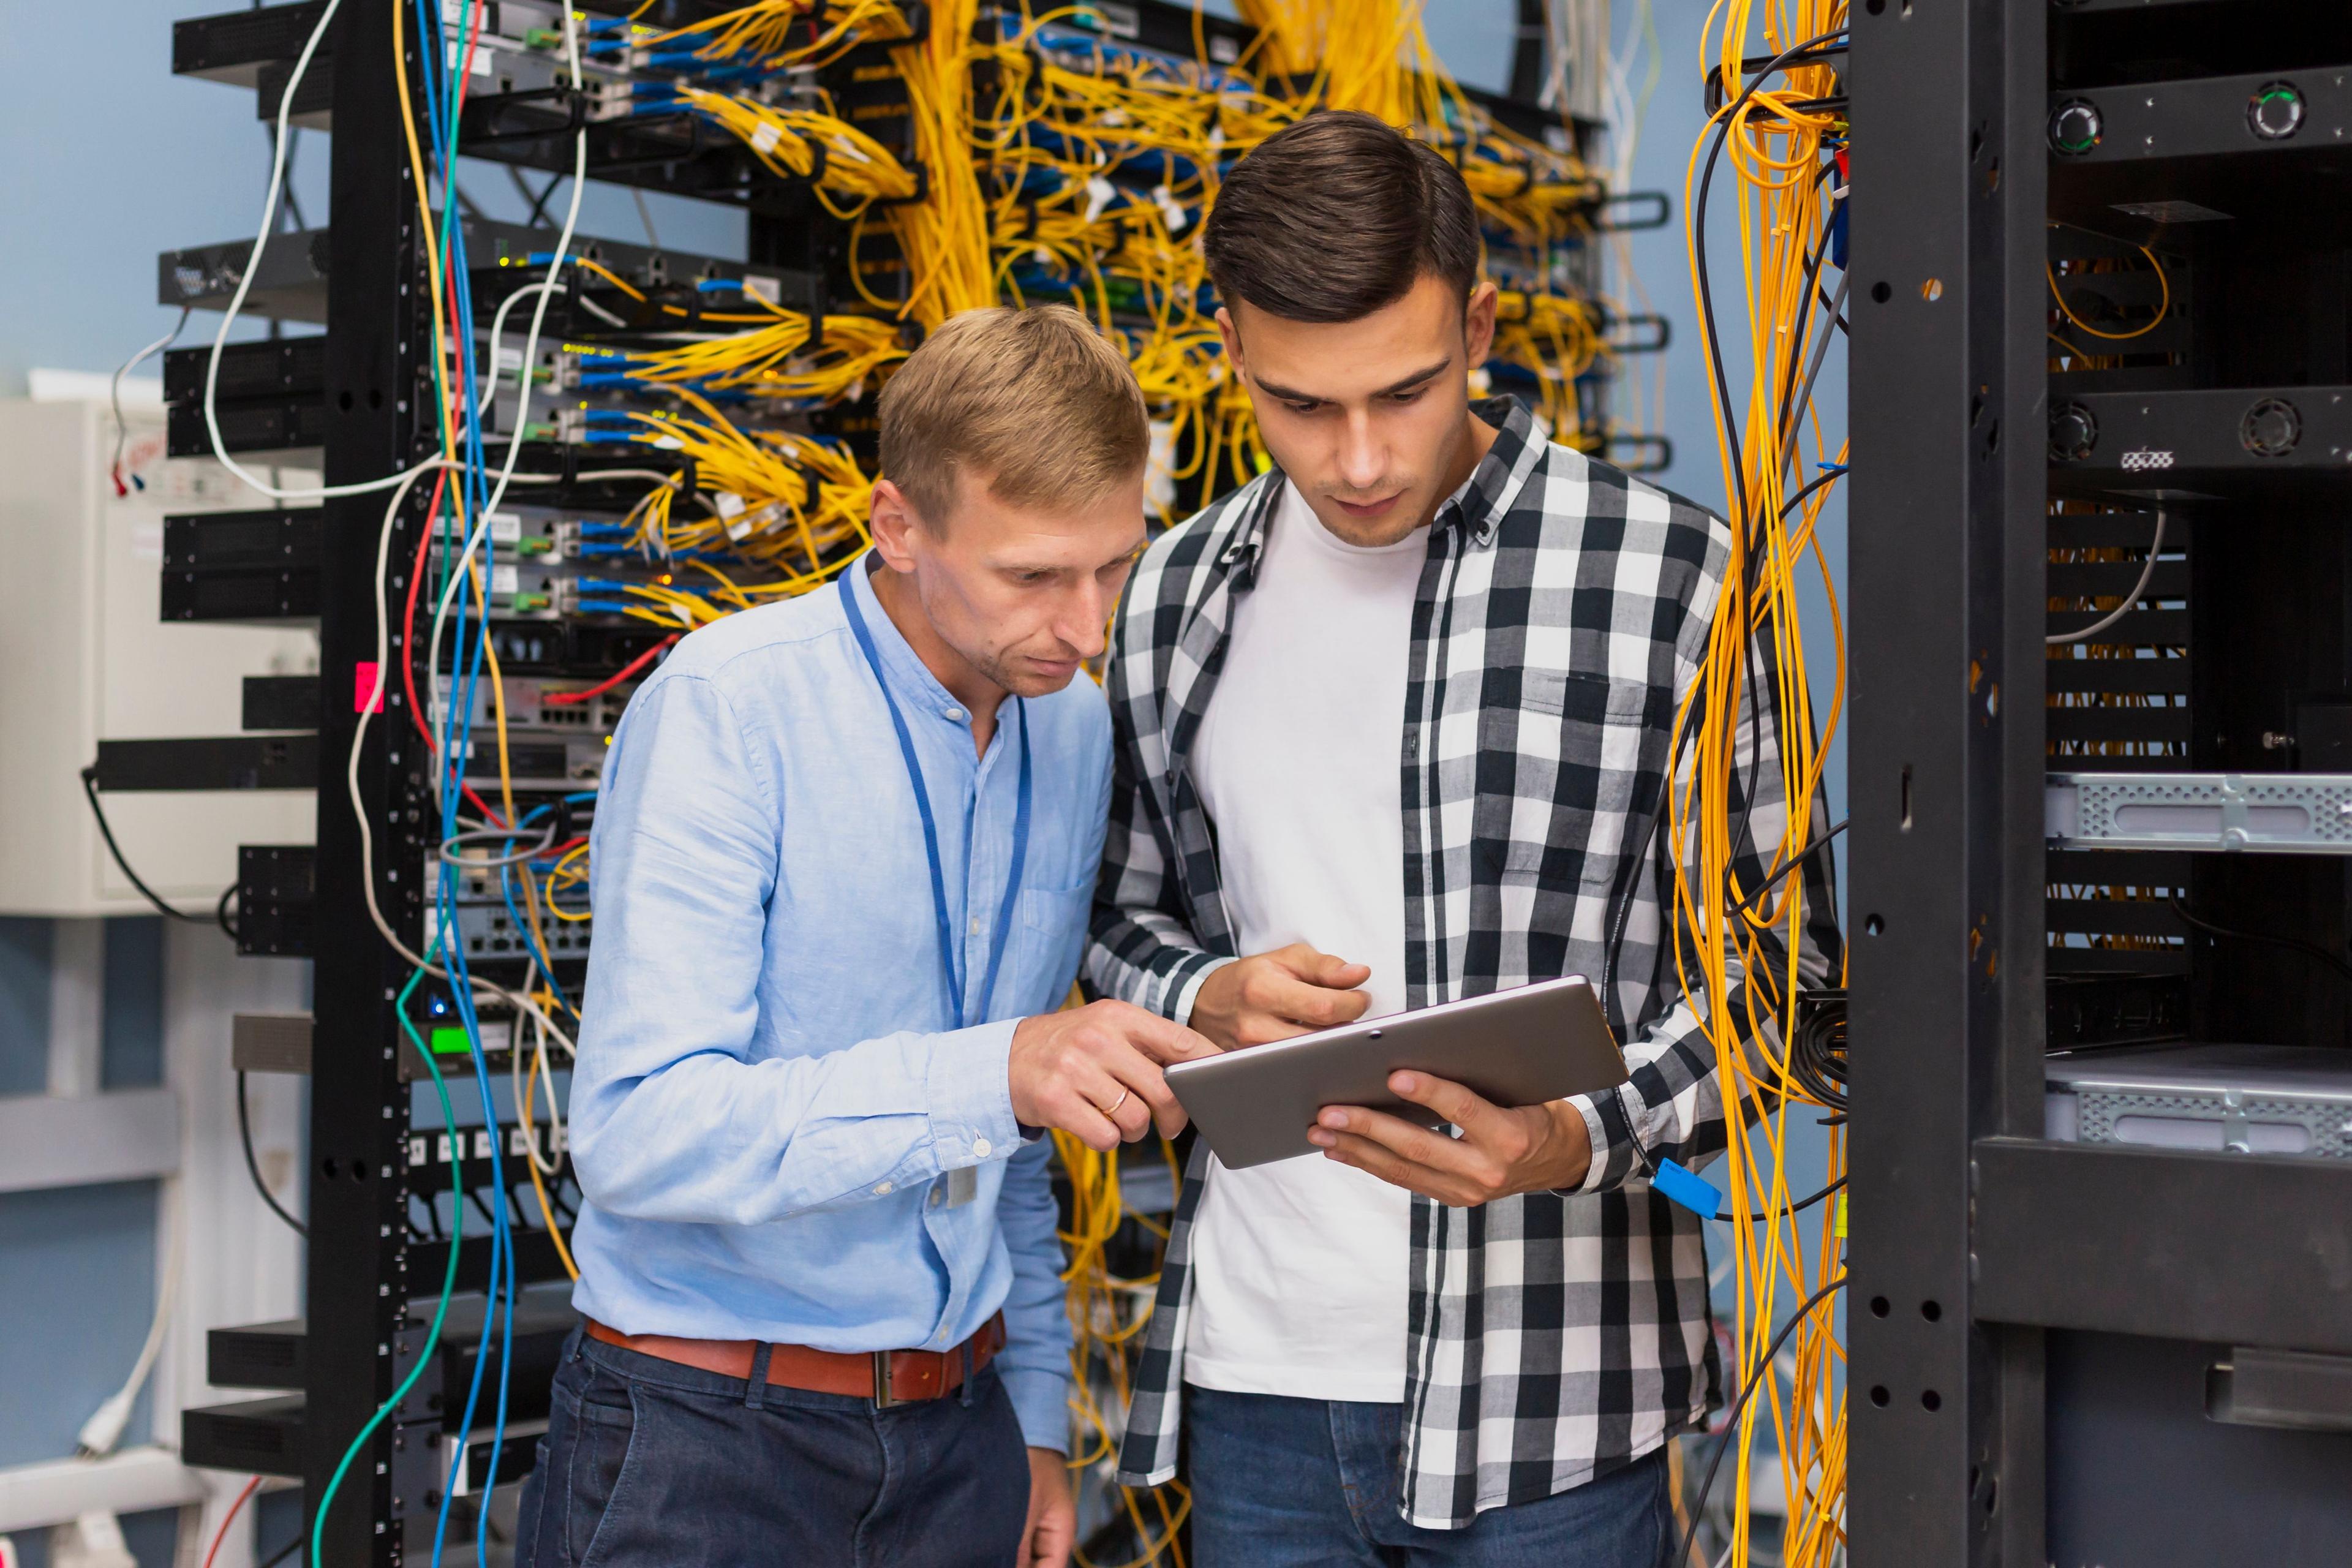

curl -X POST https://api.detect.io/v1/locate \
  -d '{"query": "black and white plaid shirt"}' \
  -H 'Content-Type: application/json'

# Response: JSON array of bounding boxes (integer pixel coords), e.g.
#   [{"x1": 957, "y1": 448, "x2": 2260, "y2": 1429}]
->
[{"x1": 1086, "y1": 398, "x2": 1841, "y2": 1527}]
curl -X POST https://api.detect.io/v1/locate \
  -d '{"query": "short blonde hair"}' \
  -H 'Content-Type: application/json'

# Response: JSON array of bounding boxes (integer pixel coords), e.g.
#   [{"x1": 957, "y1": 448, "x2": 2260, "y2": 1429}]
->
[{"x1": 877, "y1": 304, "x2": 1149, "y2": 526}]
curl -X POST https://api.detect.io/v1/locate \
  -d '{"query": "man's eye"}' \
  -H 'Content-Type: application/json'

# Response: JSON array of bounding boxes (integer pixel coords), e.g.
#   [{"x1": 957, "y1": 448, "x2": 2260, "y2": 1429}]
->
[
  {"x1": 1283, "y1": 400, "x2": 1321, "y2": 415},
  {"x1": 1389, "y1": 388, "x2": 1426, "y2": 404}
]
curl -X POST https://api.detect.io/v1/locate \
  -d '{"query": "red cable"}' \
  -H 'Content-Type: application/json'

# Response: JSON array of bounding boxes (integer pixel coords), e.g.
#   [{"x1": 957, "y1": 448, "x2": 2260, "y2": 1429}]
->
[
  {"x1": 401, "y1": 467, "x2": 449, "y2": 756},
  {"x1": 541, "y1": 635, "x2": 679, "y2": 704},
  {"x1": 397, "y1": 472, "x2": 510, "y2": 827},
  {"x1": 202, "y1": 1476, "x2": 263, "y2": 1568}
]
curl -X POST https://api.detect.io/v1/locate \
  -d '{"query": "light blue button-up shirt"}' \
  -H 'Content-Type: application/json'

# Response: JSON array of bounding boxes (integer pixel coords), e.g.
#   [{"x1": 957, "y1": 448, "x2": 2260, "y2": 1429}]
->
[{"x1": 567, "y1": 557, "x2": 1108, "y2": 1450}]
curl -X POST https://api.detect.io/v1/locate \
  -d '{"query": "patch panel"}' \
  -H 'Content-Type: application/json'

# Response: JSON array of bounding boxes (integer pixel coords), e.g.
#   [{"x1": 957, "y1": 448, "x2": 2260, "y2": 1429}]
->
[{"x1": 422, "y1": 896, "x2": 593, "y2": 966}]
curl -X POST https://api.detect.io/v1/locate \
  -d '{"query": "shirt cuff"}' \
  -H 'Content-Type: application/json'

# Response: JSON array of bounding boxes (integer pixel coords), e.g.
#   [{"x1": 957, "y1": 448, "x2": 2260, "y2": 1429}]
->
[
  {"x1": 924, "y1": 1018, "x2": 1023, "y2": 1169},
  {"x1": 1169, "y1": 955, "x2": 1238, "y2": 1029},
  {"x1": 1565, "y1": 1083, "x2": 1645, "y2": 1196},
  {"x1": 1569, "y1": 1093, "x2": 1614, "y2": 1194},
  {"x1": 998, "y1": 1363, "x2": 1071, "y2": 1453}
]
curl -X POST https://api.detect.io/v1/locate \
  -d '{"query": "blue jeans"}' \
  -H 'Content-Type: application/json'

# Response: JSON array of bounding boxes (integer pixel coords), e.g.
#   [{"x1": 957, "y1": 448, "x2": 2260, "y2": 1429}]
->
[
  {"x1": 1185, "y1": 1385, "x2": 1674, "y2": 1568},
  {"x1": 516, "y1": 1327, "x2": 1030, "y2": 1568}
]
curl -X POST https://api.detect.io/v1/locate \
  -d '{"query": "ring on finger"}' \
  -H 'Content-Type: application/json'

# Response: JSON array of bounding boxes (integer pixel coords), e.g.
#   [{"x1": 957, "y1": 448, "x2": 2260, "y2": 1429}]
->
[{"x1": 1102, "y1": 1087, "x2": 1131, "y2": 1117}]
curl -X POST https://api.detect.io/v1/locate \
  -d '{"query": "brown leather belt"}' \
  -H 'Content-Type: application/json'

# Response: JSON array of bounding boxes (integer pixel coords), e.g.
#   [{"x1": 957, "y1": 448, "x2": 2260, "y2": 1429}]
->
[{"x1": 584, "y1": 1314, "x2": 1005, "y2": 1408}]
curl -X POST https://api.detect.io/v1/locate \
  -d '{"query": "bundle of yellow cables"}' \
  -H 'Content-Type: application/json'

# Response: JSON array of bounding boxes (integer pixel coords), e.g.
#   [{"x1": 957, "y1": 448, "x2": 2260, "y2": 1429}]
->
[
  {"x1": 676, "y1": 89, "x2": 921, "y2": 214},
  {"x1": 1670, "y1": 2, "x2": 1850, "y2": 1564},
  {"x1": 636, "y1": 0, "x2": 916, "y2": 70},
  {"x1": 596, "y1": 389, "x2": 876, "y2": 616}
]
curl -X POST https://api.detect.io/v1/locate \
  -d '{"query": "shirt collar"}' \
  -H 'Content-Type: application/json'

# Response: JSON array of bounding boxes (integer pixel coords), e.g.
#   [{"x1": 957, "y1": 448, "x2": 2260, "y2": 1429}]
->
[
  {"x1": 1216, "y1": 394, "x2": 1547, "y2": 578},
  {"x1": 845, "y1": 551, "x2": 973, "y2": 726},
  {"x1": 1446, "y1": 395, "x2": 1546, "y2": 547}
]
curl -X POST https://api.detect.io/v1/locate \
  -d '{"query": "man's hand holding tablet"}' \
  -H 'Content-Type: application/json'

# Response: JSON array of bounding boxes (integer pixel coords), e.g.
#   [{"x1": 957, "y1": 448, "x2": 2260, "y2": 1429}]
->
[
  {"x1": 1307, "y1": 1069, "x2": 1595, "y2": 1204},
  {"x1": 1191, "y1": 947, "x2": 1599, "y2": 1200},
  {"x1": 1164, "y1": 975, "x2": 1628, "y2": 1179}
]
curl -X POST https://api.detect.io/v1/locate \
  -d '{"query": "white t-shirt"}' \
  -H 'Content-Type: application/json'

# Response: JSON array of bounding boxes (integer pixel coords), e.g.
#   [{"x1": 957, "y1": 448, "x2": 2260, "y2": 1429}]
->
[{"x1": 1182, "y1": 479, "x2": 1429, "y2": 1402}]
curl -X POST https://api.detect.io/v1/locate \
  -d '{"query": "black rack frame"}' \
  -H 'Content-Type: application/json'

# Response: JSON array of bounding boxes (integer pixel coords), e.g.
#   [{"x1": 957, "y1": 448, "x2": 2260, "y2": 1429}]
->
[
  {"x1": 1849, "y1": 2, "x2": 2352, "y2": 1563},
  {"x1": 307, "y1": 4, "x2": 435, "y2": 1559}
]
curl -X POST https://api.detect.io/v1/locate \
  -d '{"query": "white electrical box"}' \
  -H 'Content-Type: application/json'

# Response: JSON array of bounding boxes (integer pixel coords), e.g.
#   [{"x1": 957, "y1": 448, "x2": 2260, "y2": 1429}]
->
[{"x1": 0, "y1": 393, "x2": 318, "y2": 916}]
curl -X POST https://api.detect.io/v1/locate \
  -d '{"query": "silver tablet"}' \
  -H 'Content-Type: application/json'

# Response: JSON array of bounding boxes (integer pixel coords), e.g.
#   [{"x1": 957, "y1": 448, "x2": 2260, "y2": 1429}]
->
[{"x1": 1164, "y1": 975, "x2": 1630, "y2": 1170}]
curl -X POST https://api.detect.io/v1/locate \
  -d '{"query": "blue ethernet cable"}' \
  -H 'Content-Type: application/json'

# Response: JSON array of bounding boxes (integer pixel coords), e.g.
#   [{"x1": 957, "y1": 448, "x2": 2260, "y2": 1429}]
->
[
  {"x1": 412, "y1": 9, "x2": 519, "y2": 1564},
  {"x1": 499, "y1": 861, "x2": 578, "y2": 1018}
]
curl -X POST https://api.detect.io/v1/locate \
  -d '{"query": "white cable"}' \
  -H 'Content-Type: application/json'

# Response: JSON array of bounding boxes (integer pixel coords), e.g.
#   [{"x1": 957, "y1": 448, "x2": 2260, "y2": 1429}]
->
[
  {"x1": 508, "y1": 970, "x2": 570, "y2": 1177},
  {"x1": 350, "y1": 462, "x2": 591, "y2": 1059},
  {"x1": 197, "y1": 0, "x2": 439, "y2": 501},
  {"x1": 480, "y1": 12, "x2": 589, "y2": 522},
  {"x1": 74, "y1": 1190, "x2": 184, "y2": 1458},
  {"x1": 2047, "y1": 509, "x2": 2165, "y2": 645},
  {"x1": 482, "y1": 282, "x2": 563, "y2": 407},
  {"x1": 110, "y1": 308, "x2": 191, "y2": 489}
]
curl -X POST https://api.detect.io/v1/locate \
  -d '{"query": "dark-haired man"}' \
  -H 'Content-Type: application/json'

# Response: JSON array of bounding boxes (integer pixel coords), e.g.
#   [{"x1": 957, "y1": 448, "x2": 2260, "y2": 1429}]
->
[{"x1": 1087, "y1": 111, "x2": 1839, "y2": 1563}]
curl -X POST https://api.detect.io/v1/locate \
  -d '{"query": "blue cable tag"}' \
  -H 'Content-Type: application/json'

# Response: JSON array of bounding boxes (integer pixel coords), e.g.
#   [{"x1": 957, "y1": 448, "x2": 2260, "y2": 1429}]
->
[{"x1": 1653, "y1": 1158, "x2": 1727, "y2": 1221}]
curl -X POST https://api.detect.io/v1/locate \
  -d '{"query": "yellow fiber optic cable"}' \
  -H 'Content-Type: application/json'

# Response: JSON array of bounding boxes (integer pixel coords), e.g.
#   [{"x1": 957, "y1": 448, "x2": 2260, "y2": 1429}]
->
[{"x1": 1672, "y1": 4, "x2": 1849, "y2": 1564}]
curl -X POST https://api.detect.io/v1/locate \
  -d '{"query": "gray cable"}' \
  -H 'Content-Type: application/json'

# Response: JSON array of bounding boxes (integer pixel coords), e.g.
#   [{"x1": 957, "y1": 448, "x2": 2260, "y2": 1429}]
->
[
  {"x1": 631, "y1": 186, "x2": 662, "y2": 250},
  {"x1": 1777, "y1": 269, "x2": 1849, "y2": 482},
  {"x1": 2047, "y1": 508, "x2": 2165, "y2": 645},
  {"x1": 439, "y1": 823, "x2": 562, "y2": 869},
  {"x1": 110, "y1": 307, "x2": 191, "y2": 488}
]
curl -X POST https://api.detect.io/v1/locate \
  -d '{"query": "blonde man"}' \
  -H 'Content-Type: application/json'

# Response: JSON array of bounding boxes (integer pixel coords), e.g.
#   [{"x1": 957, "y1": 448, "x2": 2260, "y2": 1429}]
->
[{"x1": 521, "y1": 306, "x2": 1213, "y2": 1568}]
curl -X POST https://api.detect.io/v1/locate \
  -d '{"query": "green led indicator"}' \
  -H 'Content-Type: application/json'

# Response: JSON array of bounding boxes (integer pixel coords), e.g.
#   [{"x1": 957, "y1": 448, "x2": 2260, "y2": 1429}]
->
[{"x1": 429, "y1": 1025, "x2": 472, "y2": 1056}]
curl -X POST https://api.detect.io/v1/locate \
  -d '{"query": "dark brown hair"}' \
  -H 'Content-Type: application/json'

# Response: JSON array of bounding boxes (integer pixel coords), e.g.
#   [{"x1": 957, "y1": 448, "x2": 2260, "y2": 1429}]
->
[{"x1": 1202, "y1": 110, "x2": 1481, "y2": 323}]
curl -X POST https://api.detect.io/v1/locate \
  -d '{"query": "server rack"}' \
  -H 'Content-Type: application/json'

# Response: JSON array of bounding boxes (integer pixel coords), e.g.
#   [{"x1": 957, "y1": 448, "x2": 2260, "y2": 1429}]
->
[{"x1": 1850, "y1": 1, "x2": 2352, "y2": 1562}]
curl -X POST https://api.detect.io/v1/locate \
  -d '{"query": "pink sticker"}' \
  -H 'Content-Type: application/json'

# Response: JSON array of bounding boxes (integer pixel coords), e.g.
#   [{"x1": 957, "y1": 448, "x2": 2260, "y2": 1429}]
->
[{"x1": 354, "y1": 662, "x2": 385, "y2": 714}]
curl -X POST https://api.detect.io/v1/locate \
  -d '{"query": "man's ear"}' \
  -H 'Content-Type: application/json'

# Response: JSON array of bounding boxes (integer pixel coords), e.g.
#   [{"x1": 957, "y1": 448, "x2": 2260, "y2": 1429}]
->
[
  {"x1": 1214, "y1": 305, "x2": 1245, "y2": 381},
  {"x1": 1463, "y1": 280, "x2": 1500, "y2": 371},
  {"x1": 869, "y1": 478, "x2": 921, "y2": 573}
]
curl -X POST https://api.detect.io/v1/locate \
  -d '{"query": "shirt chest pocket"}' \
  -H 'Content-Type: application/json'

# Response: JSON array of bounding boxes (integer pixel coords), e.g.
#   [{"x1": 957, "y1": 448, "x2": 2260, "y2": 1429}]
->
[
  {"x1": 1012, "y1": 881, "x2": 1093, "y2": 1011},
  {"x1": 1482, "y1": 671, "x2": 1659, "y2": 888}
]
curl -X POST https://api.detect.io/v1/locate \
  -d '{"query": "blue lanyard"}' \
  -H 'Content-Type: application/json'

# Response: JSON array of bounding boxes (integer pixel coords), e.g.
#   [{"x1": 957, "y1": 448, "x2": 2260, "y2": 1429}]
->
[{"x1": 840, "y1": 576, "x2": 1032, "y2": 1030}]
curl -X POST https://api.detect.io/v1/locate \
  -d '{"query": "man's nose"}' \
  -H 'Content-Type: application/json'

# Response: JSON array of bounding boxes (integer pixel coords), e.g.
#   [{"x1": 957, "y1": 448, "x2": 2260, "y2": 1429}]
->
[{"x1": 1336, "y1": 409, "x2": 1387, "y2": 491}]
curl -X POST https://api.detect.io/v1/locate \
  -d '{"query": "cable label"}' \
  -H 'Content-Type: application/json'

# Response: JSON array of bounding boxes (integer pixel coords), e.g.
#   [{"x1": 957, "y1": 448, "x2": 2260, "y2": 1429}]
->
[{"x1": 1651, "y1": 1157, "x2": 1726, "y2": 1220}]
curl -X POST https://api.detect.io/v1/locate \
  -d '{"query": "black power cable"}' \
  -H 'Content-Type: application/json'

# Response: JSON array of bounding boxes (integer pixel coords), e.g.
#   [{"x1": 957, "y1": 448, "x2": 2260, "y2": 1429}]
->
[
  {"x1": 81, "y1": 767, "x2": 218, "y2": 924},
  {"x1": 2168, "y1": 895, "x2": 2352, "y2": 984},
  {"x1": 1692, "y1": 26, "x2": 1850, "y2": 535},
  {"x1": 1689, "y1": 32, "x2": 1847, "y2": 872},
  {"x1": 1675, "y1": 1275, "x2": 1850, "y2": 1566},
  {"x1": 238, "y1": 1071, "x2": 307, "y2": 1238},
  {"x1": 83, "y1": 764, "x2": 247, "y2": 949},
  {"x1": 86, "y1": 764, "x2": 301, "y2": 1234},
  {"x1": 1716, "y1": 1172, "x2": 1845, "y2": 1225},
  {"x1": 1733, "y1": 820, "x2": 1849, "y2": 918},
  {"x1": 1787, "y1": 990, "x2": 1848, "y2": 1112}
]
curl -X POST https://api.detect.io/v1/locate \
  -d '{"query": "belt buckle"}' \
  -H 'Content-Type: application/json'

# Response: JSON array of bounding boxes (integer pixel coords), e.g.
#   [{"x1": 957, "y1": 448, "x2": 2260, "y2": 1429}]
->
[{"x1": 872, "y1": 1349, "x2": 900, "y2": 1409}]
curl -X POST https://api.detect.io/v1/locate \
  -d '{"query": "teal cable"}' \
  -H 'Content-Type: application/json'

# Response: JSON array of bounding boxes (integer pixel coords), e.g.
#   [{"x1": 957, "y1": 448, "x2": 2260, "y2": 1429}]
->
[{"x1": 309, "y1": 953, "x2": 466, "y2": 1564}]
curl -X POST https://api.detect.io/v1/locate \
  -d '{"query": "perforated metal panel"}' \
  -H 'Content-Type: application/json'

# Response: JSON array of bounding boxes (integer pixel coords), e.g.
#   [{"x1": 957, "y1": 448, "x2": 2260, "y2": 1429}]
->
[
  {"x1": 2049, "y1": 771, "x2": 2352, "y2": 852},
  {"x1": 2075, "y1": 1085, "x2": 2352, "y2": 1158}
]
